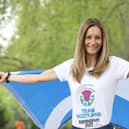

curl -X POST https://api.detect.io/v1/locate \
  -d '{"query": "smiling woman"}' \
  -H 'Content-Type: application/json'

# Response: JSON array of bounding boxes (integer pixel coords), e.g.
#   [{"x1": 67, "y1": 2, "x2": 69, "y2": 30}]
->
[
  {"x1": 85, "y1": 26, "x2": 102, "y2": 57},
  {"x1": 71, "y1": 18, "x2": 109, "y2": 82}
]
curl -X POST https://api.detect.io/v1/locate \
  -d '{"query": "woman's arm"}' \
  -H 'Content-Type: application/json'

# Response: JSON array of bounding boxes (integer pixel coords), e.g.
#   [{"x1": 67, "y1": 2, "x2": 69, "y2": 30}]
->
[{"x1": 0, "y1": 69, "x2": 58, "y2": 84}]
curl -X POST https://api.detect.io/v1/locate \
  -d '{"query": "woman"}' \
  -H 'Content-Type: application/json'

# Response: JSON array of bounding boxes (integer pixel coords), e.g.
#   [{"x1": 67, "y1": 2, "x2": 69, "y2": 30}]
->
[{"x1": 0, "y1": 18, "x2": 129, "y2": 129}]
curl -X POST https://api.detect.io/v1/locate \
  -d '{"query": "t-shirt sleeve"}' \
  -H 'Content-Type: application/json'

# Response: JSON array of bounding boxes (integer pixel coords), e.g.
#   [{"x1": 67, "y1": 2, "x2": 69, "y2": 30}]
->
[
  {"x1": 54, "y1": 59, "x2": 73, "y2": 81},
  {"x1": 112, "y1": 56, "x2": 129, "y2": 80}
]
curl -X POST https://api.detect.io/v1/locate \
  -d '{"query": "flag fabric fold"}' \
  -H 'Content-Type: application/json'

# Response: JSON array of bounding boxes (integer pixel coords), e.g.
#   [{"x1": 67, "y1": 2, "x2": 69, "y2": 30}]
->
[
  {"x1": 2, "y1": 70, "x2": 129, "y2": 129},
  {"x1": 112, "y1": 79, "x2": 129, "y2": 129}
]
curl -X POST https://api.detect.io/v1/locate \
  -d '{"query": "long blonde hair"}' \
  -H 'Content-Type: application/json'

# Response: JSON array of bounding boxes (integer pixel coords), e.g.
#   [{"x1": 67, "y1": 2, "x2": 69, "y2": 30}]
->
[{"x1": 71, "y1": 18, "x2": 109, "y2": 83}]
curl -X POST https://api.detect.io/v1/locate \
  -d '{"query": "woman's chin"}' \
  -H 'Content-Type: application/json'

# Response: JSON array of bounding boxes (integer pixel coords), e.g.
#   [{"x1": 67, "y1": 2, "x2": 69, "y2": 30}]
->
[{"x1": 86, "y1": 51, "x2": 98, "y2": 56}]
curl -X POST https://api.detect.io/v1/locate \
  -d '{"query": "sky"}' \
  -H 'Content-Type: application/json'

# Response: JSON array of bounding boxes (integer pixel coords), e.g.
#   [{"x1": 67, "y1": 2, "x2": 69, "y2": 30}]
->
[
  {"x1": 0, "y1": 20, "x2": 15, "y2": 47},
  {"x1": 0, "y1": 7, "x2": 16, "y2": 47}
]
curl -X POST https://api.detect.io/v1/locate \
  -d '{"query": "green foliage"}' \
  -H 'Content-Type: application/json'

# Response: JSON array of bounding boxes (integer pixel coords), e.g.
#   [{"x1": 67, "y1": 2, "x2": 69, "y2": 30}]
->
[
  {"x1": 0, "y1": 86, "x2": 15, "y2": 129},
  {"x1": 0, "y1": 0, "x2": 129, "y2": 129}
]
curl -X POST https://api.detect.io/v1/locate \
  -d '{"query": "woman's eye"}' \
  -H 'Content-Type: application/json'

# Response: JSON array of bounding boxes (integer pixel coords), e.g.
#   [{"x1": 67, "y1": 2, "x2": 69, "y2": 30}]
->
[
  {"x1": 86, "y1": 36, "x2": 91, "y2": 39},
  {"x1": 96, "y1": 36, "x2": 101, "y2": 39}
]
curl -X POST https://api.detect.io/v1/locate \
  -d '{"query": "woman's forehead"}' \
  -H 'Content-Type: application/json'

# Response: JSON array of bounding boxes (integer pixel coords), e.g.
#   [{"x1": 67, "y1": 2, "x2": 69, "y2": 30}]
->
[{"x1": 86, "y1": 26, "x2": 102, "y2": 35}]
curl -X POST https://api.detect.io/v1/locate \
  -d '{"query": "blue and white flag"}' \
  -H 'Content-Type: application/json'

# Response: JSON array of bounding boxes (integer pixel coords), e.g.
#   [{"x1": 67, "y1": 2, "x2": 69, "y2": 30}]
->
[{"x1": 3, "y1": 70, "x2": 129, "y2": 129}]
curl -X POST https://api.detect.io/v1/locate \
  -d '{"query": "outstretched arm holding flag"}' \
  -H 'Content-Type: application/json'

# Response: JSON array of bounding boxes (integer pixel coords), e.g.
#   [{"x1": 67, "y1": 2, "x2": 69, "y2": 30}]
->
[
  {"x1": 0, "y1": 18, "x2": 129, "y2": 129},
  {"x1": 0, "y1": 69, "x2": 58, "y2": 83},
  {"x1": 0, "y1": 66, "x2": 129, "y2": 84}
]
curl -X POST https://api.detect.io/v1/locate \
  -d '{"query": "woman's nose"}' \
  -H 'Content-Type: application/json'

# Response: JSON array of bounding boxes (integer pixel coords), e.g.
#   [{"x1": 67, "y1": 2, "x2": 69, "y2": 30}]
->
[{"x1": 90, "y1": 38, "x2": 96, "y2": 44}]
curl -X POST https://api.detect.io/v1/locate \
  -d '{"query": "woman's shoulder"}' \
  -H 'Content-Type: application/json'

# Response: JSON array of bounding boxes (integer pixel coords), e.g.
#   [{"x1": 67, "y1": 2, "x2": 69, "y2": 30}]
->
[
  {"x1": 57, "y1": 58, "x2": 74, "y2": 68},
  {"x1": 109, "y1": 56, "x2": 129, "y2": 64},
  {"x1": 64, "y1": 58, "x2": 74, "y2": 63}
]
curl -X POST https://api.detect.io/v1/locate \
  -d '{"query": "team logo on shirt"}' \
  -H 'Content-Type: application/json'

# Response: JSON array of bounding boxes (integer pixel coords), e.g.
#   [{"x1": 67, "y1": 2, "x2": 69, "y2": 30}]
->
[{"x1": 80, "y1": 88, "x2": 95, "y2": 107}]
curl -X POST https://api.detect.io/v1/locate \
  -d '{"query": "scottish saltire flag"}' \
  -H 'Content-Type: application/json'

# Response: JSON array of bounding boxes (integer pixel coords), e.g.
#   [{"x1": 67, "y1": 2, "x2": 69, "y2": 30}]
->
[
  {"x1": 3, "y1": 70, "x2": 72, "y2": 129},
  {"x1": 2, "y1": 70, "x2": 129, "y2": 129}
]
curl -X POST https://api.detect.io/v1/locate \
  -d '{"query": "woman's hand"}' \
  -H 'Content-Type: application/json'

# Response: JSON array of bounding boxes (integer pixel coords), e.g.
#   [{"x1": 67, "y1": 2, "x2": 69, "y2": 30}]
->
[{"x1": 0, "y1": 72, "x2": 8, "y2": 83}]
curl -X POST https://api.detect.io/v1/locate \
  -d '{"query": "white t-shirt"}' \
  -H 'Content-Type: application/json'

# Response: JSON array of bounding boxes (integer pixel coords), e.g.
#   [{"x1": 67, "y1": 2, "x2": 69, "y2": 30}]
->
[{"x1": 54, "y1": 56, "x2": 129, "y2": 129}]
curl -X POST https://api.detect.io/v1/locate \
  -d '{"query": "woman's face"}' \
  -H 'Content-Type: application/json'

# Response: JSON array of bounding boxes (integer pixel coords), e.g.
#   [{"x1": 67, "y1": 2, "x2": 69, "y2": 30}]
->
[{"x1": 85, "y1": 26, "x2": 102, "y2": 56}]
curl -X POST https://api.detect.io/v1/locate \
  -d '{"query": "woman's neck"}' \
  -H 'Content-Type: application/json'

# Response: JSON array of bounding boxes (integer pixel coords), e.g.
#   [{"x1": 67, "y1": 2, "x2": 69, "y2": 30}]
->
[{"x1": 86, "y1": 55, "x2": 97, "y2": 68}]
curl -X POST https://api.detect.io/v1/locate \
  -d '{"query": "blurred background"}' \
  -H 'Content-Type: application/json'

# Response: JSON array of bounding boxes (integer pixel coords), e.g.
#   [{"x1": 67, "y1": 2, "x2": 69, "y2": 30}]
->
[{"x1": 0, "y1": 0, "x2": 129, "y2": 129}]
